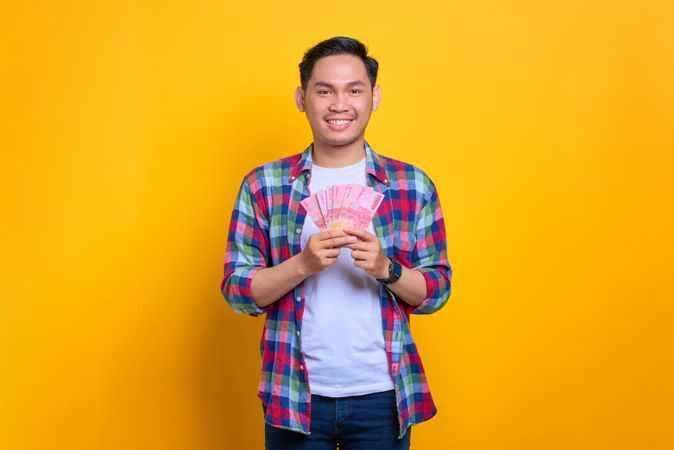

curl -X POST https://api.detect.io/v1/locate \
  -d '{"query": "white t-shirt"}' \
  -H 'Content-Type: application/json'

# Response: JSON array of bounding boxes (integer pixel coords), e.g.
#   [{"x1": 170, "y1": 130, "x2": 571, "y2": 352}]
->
[{"x1": 299, "y1": 158, "x2": 394, "y2": 397}]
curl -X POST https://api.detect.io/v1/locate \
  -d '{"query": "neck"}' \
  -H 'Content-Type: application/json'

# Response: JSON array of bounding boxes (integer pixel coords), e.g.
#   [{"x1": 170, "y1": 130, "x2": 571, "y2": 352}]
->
[{"x1": 311, "y1": 139, "x2": 366, "y2": 168}]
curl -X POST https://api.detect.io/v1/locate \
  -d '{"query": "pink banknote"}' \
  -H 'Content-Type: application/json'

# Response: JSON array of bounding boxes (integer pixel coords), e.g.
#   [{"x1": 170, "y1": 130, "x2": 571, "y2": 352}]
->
[{"x1": 300, "y1": 183, "x2": 384, "y2": 231}]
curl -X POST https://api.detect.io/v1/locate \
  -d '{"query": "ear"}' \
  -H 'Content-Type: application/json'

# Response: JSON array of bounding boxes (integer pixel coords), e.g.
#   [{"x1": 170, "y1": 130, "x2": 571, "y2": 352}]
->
[
  {"x1": 372, "y1": 84, "x2": 382, "y2": 111},
  {"x1": 294, "y1": 87, "x2": 305, "y2": 112}
]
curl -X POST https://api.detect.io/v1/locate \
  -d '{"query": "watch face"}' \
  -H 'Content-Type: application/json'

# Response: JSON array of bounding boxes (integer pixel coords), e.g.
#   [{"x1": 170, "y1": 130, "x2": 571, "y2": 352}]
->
[
  {"x1": 378, "y1": 258, "x2": 402, "y2": 284},
  {"x1": 391, "y1": 259, "x2": 402, "y2": 280}
]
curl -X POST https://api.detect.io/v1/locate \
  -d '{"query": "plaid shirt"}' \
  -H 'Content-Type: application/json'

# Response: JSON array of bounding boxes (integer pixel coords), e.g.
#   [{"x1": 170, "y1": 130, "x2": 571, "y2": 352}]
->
[{"x1": 221, "y1": 142, "x2": 452, "y2": 438}]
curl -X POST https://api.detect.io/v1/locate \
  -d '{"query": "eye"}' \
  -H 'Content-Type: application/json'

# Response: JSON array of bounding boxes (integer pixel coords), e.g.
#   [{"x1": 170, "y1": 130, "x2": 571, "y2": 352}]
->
[
  {"x1": 351, "y1": 88, "x2": 362, "y2": 94},
  {"x1": 318, "y1": 89, "x2": 330, "y2": 95}
]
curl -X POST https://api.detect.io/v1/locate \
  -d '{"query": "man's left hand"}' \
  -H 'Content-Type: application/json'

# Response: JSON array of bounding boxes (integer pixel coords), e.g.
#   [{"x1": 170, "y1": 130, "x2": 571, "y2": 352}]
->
[{"x1": 343, "y1": 227, "x2": 389, "y2": 280}]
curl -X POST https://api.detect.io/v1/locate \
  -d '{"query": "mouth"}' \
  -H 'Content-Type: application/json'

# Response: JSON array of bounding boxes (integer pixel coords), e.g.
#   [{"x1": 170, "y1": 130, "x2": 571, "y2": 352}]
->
[{"x1": 325, "y1": 118, "x2": 354, "y2": 130}]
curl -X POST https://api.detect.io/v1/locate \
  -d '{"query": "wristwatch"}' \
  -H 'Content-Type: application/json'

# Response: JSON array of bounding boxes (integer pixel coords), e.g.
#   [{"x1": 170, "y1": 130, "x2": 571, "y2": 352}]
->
[{"x1": 377, "y1": 256, "x2": 402, "y2": 285}]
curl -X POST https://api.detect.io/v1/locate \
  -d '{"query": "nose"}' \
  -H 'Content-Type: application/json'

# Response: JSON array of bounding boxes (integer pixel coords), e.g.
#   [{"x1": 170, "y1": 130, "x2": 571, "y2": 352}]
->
[{"x1": 329, "y1": 92, "x2": 348, "y2": 112}]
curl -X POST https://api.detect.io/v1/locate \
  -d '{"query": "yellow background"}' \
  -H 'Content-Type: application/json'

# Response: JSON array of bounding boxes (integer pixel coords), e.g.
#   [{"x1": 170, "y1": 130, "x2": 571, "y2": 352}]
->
[{"x1": 2, "y1": 1, "x2": 673, "y2": 449}]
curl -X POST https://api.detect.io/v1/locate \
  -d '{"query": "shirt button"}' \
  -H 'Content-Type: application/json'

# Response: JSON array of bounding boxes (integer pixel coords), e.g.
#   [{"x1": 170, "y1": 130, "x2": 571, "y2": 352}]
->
[
  {"x1": 290, "y1": 176, "x2": 296, "y2": 181},
  {"x1": 295, "y1": 228, "x2": 301, "y2": 234},
  {"x1": 296, "y1": 296, "x2": 301, "y2": 302},
  {"x1": 296, "y1": 331, "x2": 300, "y2": 336},
  {"x1": 299, "y1": 365, "x2": 304, "y2": 370}
]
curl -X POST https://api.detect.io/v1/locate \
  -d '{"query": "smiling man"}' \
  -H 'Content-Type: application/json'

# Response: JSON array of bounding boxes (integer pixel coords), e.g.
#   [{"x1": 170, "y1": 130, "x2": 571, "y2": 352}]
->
[{"x1": 221, "y1": 36, "x2": 452, "y2": 450}]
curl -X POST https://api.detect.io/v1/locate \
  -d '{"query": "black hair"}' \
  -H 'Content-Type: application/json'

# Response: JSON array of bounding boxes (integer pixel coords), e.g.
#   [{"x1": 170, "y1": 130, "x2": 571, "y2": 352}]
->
[{"x1": 298, "y1": 36, "x2": 379, "y2": 90}]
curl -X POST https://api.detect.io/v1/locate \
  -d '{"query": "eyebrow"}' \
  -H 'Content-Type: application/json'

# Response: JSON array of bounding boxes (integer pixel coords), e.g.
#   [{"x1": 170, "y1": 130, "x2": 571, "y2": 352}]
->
[{"x1": 312, "y1": 80, "x2": 367, "y2": 89}]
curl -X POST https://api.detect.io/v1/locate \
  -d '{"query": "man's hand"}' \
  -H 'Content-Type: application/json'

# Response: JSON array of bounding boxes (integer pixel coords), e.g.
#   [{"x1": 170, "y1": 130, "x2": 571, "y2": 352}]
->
[
  {"x1": 343, "y1": 227, "x2": 389, "y2": 279},
  {"x1": 297, "y1": 229, "x2": 357, "y2": 276}
]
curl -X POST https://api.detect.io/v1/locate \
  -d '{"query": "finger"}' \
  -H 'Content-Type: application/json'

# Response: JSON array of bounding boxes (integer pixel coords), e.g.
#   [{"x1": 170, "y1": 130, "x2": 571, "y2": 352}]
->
[
  {"x1": 344, "y1": 241, "x2": 369, "y2": 251},
  {"x1": 322, "y1": 248, "x2": 341, "y2": 259},
  {"x1": 353, "y1": 259, "x2": 368, "y2": 270},
  {"x1": 322, "y1": 235, "x2": 357, "y2": 249},
  {"x1": 350, "y1": 249, "x2": 367, "y2": 261},
  {"x1": 317, "y1": 229, "x2": 347, "y2": 240},
  {"x1": 343, "y1": 227, "x2": 375, "y2": 242}
]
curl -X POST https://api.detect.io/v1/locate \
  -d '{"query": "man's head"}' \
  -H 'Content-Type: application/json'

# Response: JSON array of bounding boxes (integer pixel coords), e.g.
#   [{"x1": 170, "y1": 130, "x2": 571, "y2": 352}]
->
[{"x1": 295, "y1": 37, "x2": 382, "y2": 151}]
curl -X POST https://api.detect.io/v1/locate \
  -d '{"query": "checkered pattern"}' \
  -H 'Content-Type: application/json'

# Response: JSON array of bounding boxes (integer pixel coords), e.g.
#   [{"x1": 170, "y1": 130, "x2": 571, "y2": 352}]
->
[{"x1": 221, "y1": 142, "x2": 452, "y2": 438}]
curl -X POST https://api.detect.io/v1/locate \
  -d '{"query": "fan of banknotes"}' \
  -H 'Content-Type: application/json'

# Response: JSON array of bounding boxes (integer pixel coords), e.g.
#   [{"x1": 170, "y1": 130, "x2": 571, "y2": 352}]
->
[{"x1": 300, "y1": 183, "x2": 385, "y2": 231}]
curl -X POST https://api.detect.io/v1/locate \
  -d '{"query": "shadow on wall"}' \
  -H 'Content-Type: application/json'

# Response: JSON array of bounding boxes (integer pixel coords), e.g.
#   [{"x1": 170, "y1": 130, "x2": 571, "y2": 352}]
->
[
  {"x1": 195, "y1": 300, "x2": 266, "y2": 449},
  {"x1": 196, "y1": 92, "x2": 305, "y2": 449}
]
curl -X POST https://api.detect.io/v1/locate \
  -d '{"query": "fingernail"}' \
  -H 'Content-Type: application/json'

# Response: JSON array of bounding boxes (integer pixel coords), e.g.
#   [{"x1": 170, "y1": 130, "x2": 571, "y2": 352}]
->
[{"x1": 349, "y1": 236, "x2": 357, "y2": 241}]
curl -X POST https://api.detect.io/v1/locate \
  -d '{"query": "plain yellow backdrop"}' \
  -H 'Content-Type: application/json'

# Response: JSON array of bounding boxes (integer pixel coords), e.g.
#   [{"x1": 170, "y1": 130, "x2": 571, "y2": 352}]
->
[{"x1": 1, "y1": 1, "x2": 673, "y2": 449}]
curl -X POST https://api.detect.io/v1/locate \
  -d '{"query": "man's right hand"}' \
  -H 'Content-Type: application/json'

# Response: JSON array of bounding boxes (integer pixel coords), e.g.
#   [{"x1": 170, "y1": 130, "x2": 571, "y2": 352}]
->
[{"x1": 297, "y1": 229, "x2": 357, "y2": 276}]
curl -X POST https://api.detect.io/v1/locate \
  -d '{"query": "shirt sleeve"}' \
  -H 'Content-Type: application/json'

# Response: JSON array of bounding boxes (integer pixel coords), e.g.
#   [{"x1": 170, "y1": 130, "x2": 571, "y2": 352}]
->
[
  {"x1": 220, "y1": 177, "x2": 271, "y2": 316},
  {"x1": 406, "y1": 180, "x2": 452, "y2": 315}
]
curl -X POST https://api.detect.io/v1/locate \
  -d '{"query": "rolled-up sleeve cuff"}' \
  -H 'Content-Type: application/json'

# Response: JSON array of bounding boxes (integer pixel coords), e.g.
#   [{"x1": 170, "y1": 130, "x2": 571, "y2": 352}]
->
[
  {"x1": 222, "y1": 266, "x2": 268, "y2": 316},
  {"x1": 409, "y1": 267, "x2": 451, "y2": 314}
]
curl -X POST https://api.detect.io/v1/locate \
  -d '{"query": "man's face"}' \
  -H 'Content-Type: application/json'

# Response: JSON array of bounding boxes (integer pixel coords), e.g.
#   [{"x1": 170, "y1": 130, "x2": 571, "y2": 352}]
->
[{"x1": 295, "y1": 54, "x2": 381, "y2": 149}]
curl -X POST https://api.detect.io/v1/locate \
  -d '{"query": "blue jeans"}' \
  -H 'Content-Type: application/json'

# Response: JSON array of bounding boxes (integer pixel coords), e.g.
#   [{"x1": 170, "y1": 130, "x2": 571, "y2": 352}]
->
[{"x1": 264, "y1": 390, "x2": 411, "y2": 450}]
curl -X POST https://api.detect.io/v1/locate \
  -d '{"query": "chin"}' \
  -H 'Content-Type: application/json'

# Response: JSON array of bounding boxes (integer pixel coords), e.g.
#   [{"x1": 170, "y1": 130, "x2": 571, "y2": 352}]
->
[
  {"x1": 320, "y1": 131, "x2": 364, "y2": 147},
  {"x1": 322, "y1": 137, "x2": 360, "y2": 147}
]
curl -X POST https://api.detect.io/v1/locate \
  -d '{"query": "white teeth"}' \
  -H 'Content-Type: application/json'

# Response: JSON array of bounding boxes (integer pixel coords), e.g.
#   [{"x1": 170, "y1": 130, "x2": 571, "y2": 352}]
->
[{"x1": 328, "y1": 119, "x2": 351, "y2": 125}]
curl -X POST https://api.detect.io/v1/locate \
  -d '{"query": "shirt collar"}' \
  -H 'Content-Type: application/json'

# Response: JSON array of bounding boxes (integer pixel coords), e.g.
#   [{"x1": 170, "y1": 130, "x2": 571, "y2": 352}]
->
[{"x1": 288, "y1": 141, "x2": 390, "y2": 186}]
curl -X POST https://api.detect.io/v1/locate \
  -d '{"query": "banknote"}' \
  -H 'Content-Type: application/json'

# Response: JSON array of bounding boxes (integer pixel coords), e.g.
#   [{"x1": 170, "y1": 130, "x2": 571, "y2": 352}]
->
[
  {"x1": 300, "y1": 183, "x2": 384, "y2": 231},
  {"x1": 301, "y1": 195, "x2": 326, "y2": 229}
]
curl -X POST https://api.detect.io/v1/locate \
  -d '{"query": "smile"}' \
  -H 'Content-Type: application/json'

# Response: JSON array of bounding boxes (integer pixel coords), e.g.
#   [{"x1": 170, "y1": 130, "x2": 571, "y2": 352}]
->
[{"x1": 325, "y1": 118, "x2": 354, "y2": 131}]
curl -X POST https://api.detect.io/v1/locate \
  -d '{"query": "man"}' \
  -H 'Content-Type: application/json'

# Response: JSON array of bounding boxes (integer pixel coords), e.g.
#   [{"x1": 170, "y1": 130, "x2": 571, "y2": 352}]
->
[{"x1": 221, "y1": 36, "x2": 452, "y2": 450}]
